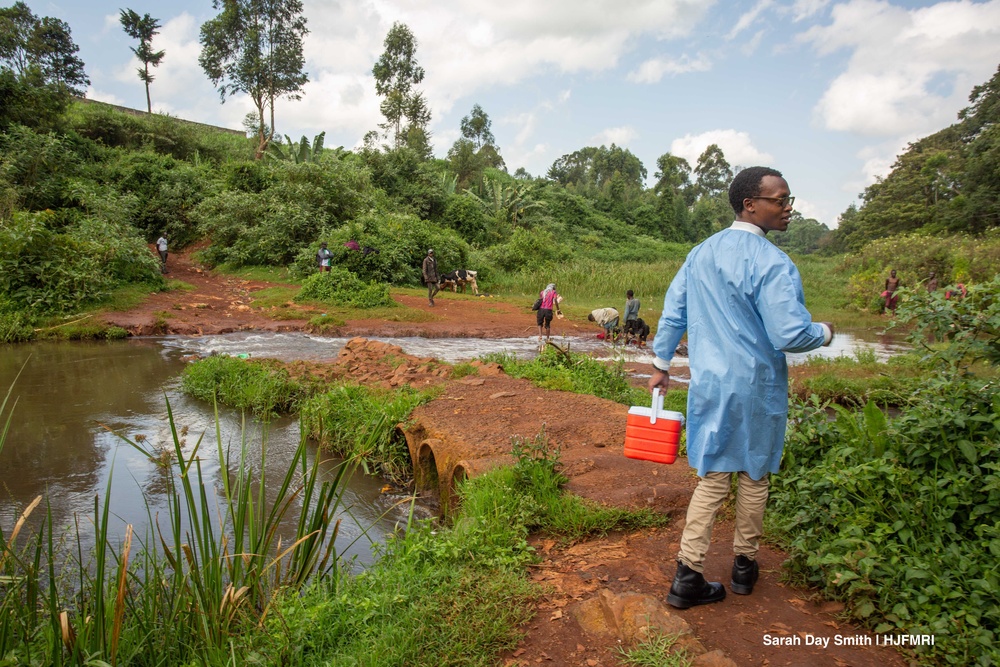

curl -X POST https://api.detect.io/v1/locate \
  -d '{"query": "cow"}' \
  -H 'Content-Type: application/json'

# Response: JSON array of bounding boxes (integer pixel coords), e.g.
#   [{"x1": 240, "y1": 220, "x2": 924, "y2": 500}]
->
[{"x1": 438, "y1": 269, "x2": 479, "y2": 295}]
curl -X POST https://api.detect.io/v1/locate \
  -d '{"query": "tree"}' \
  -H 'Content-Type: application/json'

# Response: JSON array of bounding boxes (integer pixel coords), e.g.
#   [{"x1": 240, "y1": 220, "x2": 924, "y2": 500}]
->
[
  {"x1": 693, "y1": 144, "x2": 732, "y2": 199},
  {"x1": 119, "y1": 9, "x2": 165, "y2": 113},
  {"x1": 653, "y1": 153, "x2": 692, "y2": 199},
  {"x1": 770, "y1": 213, "x2": 831, "y2": 254},
  {"x1": 372, "y1": 22, "x2": 427, "y2": 149},
  {"x1": 0, "y1": 2, "x2": 88, "y2": 94},
  {"x1": 547, "y1": 144, "x2": 646, "y2": 192},
  {"x1": 199, "y1": 0, "x2": 309, "y2": 159},
  {"x1": 460, "y1": 104, "x2": 495, "y2": 150}
]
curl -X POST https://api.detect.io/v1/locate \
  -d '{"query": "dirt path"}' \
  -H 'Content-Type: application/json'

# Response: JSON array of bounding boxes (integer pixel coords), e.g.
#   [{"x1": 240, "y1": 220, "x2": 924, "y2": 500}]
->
[{"x1": 100, "y1": 248, "x2": 914, "y2": 667}]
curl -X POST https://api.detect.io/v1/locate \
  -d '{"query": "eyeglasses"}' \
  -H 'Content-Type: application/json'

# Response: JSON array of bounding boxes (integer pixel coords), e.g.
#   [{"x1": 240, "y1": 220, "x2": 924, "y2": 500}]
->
[{"x1": 750, "y1": 196, "x2": 795, "y2": 208}]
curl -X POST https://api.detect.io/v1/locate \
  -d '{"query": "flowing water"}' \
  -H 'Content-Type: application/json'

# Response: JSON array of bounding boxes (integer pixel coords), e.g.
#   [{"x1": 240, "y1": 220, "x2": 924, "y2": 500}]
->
[{"x1": 0, "y1": 329, "x2": 905, "y2": 568}]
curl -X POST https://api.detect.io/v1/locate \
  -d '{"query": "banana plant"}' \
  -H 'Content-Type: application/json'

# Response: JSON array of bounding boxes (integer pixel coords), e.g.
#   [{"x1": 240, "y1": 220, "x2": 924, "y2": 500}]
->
[{"x1": 265, "y1": 131, "x2": 326, "y2": 163}]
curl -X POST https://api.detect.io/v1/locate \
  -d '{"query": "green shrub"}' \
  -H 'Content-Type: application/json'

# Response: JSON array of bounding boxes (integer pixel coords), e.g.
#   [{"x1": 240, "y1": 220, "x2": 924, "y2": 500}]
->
[
  {"x1": 477, "y1": 226, "x2": 570, "y2": 273},
  {"x1": 289, "y1": 211, "x2": 472, "y2": 285},
  {"x1": 181, "y1": 356, "x2": 302, "y2": 417},
  {"x1": 105, "y1": 149, "x2": 211, "y2": 245},
  {"x1": 299, "y1": 383, "x2": 432, "y2": 481},
  {"x1": 770, "y1": 279, "x2": 1000, "y2": 666},
  {"x1": 838, "y1": 232, "x2": 1000, "y2": 310},
  {"x1": 65, "y1": 100, "x2": 254, "y2": 163},
  {"x1": 294, "y1": 268, "x2": 393, "y2": 308},
  {"x1": 0, "y1": 123, "x2": 81, "y2": 210},
  {"x1": 0, "y1": 210, "x2": 161, "y2": 314}
]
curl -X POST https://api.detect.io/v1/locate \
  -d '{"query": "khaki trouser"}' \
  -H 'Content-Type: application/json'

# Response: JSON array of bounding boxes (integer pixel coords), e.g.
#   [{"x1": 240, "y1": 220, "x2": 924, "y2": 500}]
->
[{"x1": 677, "y1": 471, "x2": 769, "y2": 573}]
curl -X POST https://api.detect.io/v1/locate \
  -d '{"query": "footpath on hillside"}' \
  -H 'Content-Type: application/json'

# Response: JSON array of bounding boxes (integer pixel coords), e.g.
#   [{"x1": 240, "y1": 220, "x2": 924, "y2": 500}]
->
[{"x1": 98, "y1": 247, "x2": 914, "y2": 667}]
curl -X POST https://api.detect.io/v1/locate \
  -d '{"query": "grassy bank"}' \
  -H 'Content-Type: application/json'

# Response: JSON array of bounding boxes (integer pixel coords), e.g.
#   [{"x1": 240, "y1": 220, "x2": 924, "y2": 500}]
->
[{"x1": 0, "y1": 385, "x2": 663, "y2": 666}]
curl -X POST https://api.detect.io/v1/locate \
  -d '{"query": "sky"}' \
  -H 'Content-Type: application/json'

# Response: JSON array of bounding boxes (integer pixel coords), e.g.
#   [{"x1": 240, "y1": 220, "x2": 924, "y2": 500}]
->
[{"x1": 31, "y1": 0, "x2": 1000, "y2": 228}]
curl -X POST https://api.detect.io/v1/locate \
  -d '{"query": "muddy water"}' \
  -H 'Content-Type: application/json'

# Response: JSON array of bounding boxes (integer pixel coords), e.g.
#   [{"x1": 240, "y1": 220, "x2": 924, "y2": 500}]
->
[
  {"x1": 158, "y1": 328, "x2": 909, "y2": 371},
  {"x1": 0, "y1": 329, "x2": 905, "y2": 567},
  {"x1": 0, "y1": 339, "x2": 427, "y2": 570}
]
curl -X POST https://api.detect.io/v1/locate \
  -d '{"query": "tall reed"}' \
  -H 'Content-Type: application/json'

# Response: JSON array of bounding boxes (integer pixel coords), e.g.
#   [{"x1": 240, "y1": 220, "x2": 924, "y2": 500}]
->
[{"x1": 0, "y1": 394, "x2": 356, "y2": 666}]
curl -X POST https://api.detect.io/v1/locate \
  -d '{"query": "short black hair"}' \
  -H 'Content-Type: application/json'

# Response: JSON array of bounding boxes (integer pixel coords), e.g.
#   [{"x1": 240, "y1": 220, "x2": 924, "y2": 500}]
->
[
  {"x1": 728, "y1": 166, "x2": 783, "y2": 215},
  {"x1": 626, "y1": 290, "x2": 634, "y2": 298}
]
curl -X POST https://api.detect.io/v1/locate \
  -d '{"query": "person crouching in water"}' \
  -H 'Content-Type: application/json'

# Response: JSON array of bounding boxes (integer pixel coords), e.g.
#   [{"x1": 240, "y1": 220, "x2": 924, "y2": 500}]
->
[{"x1": 536, "y1": 283, "x2": 562, "y2": 344}]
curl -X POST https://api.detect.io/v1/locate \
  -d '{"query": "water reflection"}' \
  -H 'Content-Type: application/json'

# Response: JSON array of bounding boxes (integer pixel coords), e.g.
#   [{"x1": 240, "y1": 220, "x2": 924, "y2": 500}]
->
[{"x1": 0, "y1": 340, "x2": 423, "y2": 571}]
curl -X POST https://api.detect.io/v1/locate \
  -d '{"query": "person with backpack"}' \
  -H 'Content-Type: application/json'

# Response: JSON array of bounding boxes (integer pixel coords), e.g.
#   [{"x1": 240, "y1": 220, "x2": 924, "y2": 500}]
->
[{"x1": 535, "y1": 283, "x2": 562, "y2": 344}]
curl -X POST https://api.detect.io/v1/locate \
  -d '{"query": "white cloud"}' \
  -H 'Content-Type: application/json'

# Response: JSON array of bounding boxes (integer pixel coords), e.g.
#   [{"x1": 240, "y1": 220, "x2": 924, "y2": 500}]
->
[
  {"x1": 670, "y1": 130, "x2": 774, "y2": 168},
  {"x1": 792, "y1": 198, "x2": 824, "y2": 222},
  {"x1": 626, "y1": 53, "x2": 711, "y2": 84},
  {"x1": 86, "y1": 86, "x2": 125, "y2": 107},
  {"x1": 790, "y1": 0, "x2": 831, "y2": 22},
  {"x1": 800, "y1": 0, "x2": 1000, "y2": 137},
  {"x1": 590, "y1": 126, "x2": 638, "y2": 147},
  {"x1": 727, "y1": 0, "x2": 774, "y2": 40},
  {"x1": 296, "y1": 0, "x2": 715, "y2": 128}
]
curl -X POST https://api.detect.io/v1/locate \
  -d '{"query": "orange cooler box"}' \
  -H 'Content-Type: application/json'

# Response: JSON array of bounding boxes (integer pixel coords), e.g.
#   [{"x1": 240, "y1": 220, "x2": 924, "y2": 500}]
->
[{"x1": 624, "y1": 389, "x2": 684, "y2": 465}]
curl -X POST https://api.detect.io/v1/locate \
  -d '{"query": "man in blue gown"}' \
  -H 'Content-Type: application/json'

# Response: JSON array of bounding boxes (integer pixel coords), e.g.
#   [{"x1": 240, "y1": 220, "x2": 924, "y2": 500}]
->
[{"x1": 648, "y1": 166, "x2": 834, "y2": 609}]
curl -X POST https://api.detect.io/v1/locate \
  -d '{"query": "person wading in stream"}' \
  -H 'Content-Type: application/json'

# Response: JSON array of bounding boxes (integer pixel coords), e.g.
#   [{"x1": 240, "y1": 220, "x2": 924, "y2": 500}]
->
[{"x1": 648, "y1": 166, "x2": 834, "y2": 609}]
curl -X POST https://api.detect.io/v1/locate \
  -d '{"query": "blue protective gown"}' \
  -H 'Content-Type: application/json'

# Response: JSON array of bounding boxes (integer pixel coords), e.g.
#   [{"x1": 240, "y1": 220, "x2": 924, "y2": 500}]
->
[{"x1": 653, "y1": 223, "x2": 827, "y2": 480}]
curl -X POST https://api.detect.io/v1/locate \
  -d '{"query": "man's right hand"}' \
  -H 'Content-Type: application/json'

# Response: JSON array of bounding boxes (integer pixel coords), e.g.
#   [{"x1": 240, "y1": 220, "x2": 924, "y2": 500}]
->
[
  {"x1": 821, "y1": 322, "x2": 835, "y2": 346},
  {"x1": 648, "y1": 368, "x2": 670, "y2": 393}
]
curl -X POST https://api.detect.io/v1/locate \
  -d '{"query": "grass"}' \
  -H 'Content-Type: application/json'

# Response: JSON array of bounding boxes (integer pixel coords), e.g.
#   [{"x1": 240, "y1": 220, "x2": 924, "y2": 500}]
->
[
  {"x1": 182, "y1": 356, "x2": 305, "y2": 418},
  {"x1": 481, "y1": 346, "x2": 687, "y2": 411},
  {"x1": 618, "y1": 633, "x2": 691, "y2": 667},
  {"x1": 299, "y1": 383, "x2": 438, "y2": 482},
  {"x1": 479, "y1": 254, "x2": 883, "y2": 333},
  {"x1": 246, "y1": 430, "x2": 667, "y2": 666},
  {"x1": 788, "y1": 348, "x2": 930, "y2": 407},
  {"x1": 1, "y1": 367, "x2": 663, "y2": 667}
]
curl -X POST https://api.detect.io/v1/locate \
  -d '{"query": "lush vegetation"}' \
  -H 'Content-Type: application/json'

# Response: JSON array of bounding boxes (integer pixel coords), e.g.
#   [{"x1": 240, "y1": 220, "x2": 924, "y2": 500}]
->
[
  {"x1": 0, "y1": 387, "x2": 661, "y2": 666},
  {"x1": 770, "y1": 278, "x2": 1000, "y2": 666}
]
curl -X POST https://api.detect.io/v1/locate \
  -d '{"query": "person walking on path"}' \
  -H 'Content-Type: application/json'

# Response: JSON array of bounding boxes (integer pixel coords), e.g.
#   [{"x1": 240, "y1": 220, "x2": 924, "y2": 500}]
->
[
  {"x1": 536, "y1": 283, "x2": 562, "y2": 345},
  {"x1": 156, "y1": 232, "x2": 169, "y2": 274},
  {"x1": 422, "y1": 249, "x2": 439, "y2": 306},
  {"x1": 316, "y1": 242, "x2": 333, "y2": 273},
  {"x1": 648, "y1": 166, "x2": 833, "y2": 609},
  {"x1": 883, "y1": 269, "x2": 901, "y2": 314}
]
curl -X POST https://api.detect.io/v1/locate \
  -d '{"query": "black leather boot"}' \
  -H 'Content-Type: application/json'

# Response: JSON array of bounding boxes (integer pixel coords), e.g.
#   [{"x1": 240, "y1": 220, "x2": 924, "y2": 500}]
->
[
  {"x1": 731, "y1": 555, "x2": 759, "y2": 595},
  {"x1": 666, "y1": 561, "x2": 726, "y2": 609}
]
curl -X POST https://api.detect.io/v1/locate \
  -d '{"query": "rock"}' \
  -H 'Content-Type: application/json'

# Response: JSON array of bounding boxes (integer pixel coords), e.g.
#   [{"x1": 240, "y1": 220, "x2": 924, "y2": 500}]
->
[
  {"x1": 690, "y1": 650, "x2": 737, "y2": 667},
  {"x1": 489, "y1": 391, "x2": 517, "y2": 399},
  {"x1": 570, "y1": 589, "x2": 710, "y2": 658}
]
